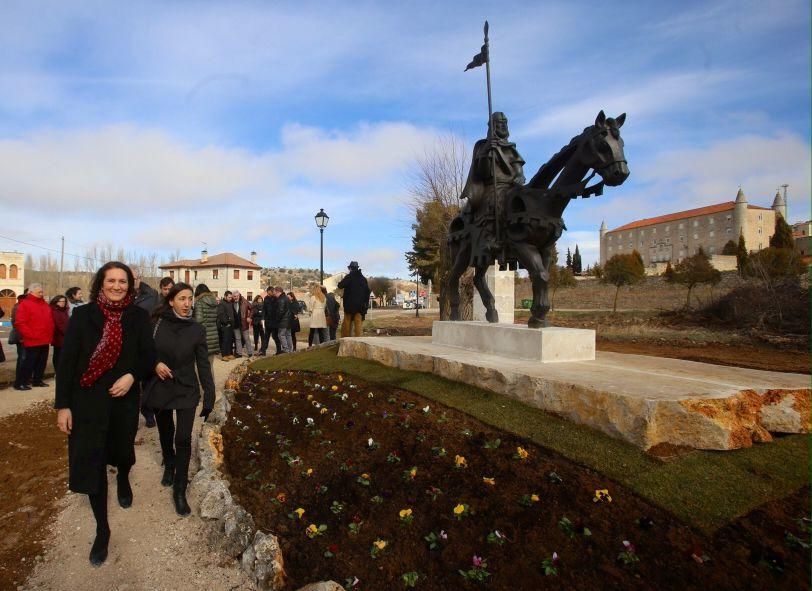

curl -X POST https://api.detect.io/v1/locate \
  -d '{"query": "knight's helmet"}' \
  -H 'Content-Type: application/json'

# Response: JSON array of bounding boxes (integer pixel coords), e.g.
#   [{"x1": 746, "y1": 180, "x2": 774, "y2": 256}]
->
[{"x1": 771, "y1": 188, "x2": 787, "y2": 221}]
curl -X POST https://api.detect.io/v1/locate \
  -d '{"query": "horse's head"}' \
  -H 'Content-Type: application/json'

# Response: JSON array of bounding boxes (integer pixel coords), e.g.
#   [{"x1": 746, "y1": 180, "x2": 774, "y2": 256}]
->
[{"x1": 581, "y1": 111, "x2": 629, "y2": 187}]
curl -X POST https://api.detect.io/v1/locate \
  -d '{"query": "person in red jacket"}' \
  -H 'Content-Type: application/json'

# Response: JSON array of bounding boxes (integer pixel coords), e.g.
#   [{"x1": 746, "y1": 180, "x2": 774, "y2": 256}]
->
[
  {"x1": 14, "y1": 283, "x2": 55, "y2": 390},
  {"x1": 50, "y1": 295, "x2": 70, "y2": 371}
]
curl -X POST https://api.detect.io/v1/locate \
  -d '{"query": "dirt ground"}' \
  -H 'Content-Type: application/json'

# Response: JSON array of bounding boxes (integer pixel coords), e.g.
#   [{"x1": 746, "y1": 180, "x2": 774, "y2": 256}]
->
[
  {"x1": 0, "y1": 358, "x2": 254, "y2": 591},
  {"x1": 223, "y1": 370, "x2": 810, "y2": 590}
]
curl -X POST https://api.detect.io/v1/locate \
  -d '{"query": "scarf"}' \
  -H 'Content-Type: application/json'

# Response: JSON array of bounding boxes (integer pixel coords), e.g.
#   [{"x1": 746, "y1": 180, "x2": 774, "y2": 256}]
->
[{"x1": 79, "y1": 290, "x2": 134, "y2": 388}]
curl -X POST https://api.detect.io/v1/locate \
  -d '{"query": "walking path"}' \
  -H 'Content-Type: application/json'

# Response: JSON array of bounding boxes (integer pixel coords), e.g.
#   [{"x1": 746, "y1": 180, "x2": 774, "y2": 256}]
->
[{"x1": 18, "y1": 357, "x2": 255, "y2": 591}]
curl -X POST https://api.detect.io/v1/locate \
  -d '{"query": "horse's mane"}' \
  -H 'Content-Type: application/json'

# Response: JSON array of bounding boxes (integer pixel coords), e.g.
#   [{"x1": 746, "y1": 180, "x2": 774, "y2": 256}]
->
[{"x1": 526, "y1": 126, "x2": 592, "y2": 190}]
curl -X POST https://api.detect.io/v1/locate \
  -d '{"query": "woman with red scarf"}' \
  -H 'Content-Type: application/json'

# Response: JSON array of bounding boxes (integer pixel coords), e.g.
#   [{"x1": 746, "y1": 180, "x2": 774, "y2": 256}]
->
[{"x1": 55, "y1": 262, "x2": 156, "y2": 567}]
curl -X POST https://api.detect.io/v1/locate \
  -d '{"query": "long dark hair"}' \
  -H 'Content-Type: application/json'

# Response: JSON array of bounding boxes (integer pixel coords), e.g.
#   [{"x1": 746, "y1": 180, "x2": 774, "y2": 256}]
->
[
  {"x1": 89, "y1": 261, "x2": 135, "y2": 303},
  {"x1": 49, "y1": 294, "x2": 67, "y2": 308},
  {"x1": 152, "y1": 282, "x2": 193, "y2": 321}
]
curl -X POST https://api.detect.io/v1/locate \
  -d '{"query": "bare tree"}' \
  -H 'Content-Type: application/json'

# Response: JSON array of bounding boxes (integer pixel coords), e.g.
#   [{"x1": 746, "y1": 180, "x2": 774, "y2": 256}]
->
[{"x1": 406, "y1": 133, "x2": 470, "y2": 319}]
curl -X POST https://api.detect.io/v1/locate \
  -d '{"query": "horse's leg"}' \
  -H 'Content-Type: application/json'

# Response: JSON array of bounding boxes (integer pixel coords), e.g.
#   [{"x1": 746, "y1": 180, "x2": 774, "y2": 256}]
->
[
  {"x1": 448, "y1": 242, "x2": 469, "y2": 321},
  {"x1": 513, "y1": 242, "x2": 549, "y2": 328},
  {"x1": 473, "y1": 263, "x2": 498, "y2": 323}
]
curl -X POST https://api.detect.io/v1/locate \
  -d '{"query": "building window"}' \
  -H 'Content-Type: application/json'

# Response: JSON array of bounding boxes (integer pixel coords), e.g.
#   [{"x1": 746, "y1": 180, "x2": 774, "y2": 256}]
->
[
  {"x1": 709, "y1": 217, "x2": 715, "y2": 225},
  {"x1": 758, "y1": 242, "x2": 762, "y2": 249},
  {"x1": 709, "y1": 231, "x2": 714, "y2": 238},
  {"x1": 640, "y1": 229, "x2": 645, "y2": 236},
  {"x1": 0, "y1": 264, "x2": 5, "y2": 279},
  {"x1": 679, "y1": 223, "x2": 684, "y2": 229},
  {"x1": 680, "y1": 236, "x2": 684, "y2": 242},
  {"x1": 212, "y1": 269, "x2": 219, "y2": 279},
  {"x1": 652, "y1": 227, "x2": 657, "y2": 234},
  {"x1": 693, "y1": 220, "x2": 698, "y2": 227},
  {"x1": 619, "y1": 244, "x2": 623, "y2": 250},
  {"x1": 726, "y1": 215, "x2": 732, "y2": 221},
  {"x1": 247, "y1": 271, "x2": 253, "y2": 280},
  {"x1": 609, "y1": 246, "x2": 613, "y2": 251},
  {"x1": 726, "y1": 228, "x2": 732, "y2": 235},
  {"x1": 758, "y1": 214, "x2": 762, "y2": 221},
  {"x1": 666, "y1": 237, "x2": 671, "y2": 244},
  {"x1": 665, "y1": 225, "x2": 670, "y2": 232},
  {"x1": 9, "y1": 265, "x2": 18, "y2": 279},
  {"x1": 758, "y1": 227, "x2": 762, "y2": 234},
  {"x1": 169, "y1": 270, "x2": 174, "y2": 279},
  {"x1": 628, "y1": 242, "x2": 633, "y2": 248},
  {"x1": 640, "y1": 240, "x2": 644, "y2": 247},
  {"x1": 184, "y1": 269, "x2": 190, "y2": 283},
  {"x1": 693, "y1": 233, "x2": 698, "y2": 240},
  {"x1": 194, "y1": 270, "x2": 198, "y2": 280},
  {"x1": 233, "y1": 269, "x2": 240, "y2": 280},
  {"x1": 709, "y1": 246, "x2": 715, "y2": 254},
  {"x1": 247, "y1": 292, "x2": 253, "y2": 300},
  {"x1": 608, "y1": 236, "x2": 612, "y2": 242}
]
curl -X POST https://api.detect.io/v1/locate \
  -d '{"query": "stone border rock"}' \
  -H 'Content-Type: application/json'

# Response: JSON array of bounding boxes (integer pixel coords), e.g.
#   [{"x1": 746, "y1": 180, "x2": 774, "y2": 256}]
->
[{"x1": 189, "y1": 360, "x2": 344, "y2": 591}]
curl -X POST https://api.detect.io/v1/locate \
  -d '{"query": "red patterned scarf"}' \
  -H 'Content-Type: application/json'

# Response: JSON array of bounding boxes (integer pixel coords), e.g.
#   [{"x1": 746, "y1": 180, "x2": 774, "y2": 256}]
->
[{"x1": 79, "y1": 291, "x2": 134, "y2": 388}]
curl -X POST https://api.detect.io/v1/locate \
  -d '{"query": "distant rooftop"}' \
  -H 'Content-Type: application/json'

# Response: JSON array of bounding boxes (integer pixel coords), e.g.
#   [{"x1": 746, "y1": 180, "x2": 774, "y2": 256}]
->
[
  {"x1": 159, "y1": 252, "x2": 261, "y2": 270},
  {"x1": 610, "y1": 201, "x2": 771, "y2": 233}
]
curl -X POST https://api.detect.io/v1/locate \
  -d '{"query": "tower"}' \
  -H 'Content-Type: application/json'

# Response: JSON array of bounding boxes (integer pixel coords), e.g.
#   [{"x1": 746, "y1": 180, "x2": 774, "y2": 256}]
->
[
  {"x1": 771, "y1": 188, "x2": 787, "y2": 220},
  {"x1": 732, "y1": 186, "x2": 748, "y2": 240},
  {"x1": 599, "y1": 220, "x2": 608, "y2": 265}
]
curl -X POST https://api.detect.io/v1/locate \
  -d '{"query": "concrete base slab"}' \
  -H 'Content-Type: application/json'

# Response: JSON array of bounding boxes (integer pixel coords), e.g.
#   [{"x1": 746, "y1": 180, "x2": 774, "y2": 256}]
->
[
  {"x1": 432, "y1": 321, "x2": 595, "y2": 362},
  {"x1": 338, "y1": 336, "x2": 810, "y2": 451}
]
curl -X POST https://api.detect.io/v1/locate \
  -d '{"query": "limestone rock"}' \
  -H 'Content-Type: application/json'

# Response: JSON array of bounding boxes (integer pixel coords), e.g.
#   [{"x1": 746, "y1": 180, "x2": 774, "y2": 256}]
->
[
  {"x1": 209, "y1": 395, "x2": 231, "y2": 426},
  {"x1": 198, "y1": 479, "x2": 234, "y2": 520},
  {"x1": 219, "y1": 505, "x2": 255, "y2": 558},
  {"x1": 242, "y1": 531, "x2": 286, "y2": 591},
  {"x1": 295, "y1": 582, "x2": 345, "y2": 591},
  {"x1": 759, "y1": 389, "x2": 811, "y2": 433}
]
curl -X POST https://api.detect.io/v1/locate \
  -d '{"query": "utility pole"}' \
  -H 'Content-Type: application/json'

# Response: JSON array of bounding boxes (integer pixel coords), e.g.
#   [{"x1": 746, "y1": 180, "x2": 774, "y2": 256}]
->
[
  {"x1": 58, "y1": 236, "x2": 65, "y2": 292},
  {"x1": 415, "y1": 271, "x2": 419, "y2": 318}
]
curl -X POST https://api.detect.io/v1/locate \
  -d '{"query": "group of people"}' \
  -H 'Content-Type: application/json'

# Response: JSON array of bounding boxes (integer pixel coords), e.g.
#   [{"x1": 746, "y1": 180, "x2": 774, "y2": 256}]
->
[
  {"x1": 6, "y1": 284, "x2": 80, "y2": 391},
  {"x1": 16, "y1": 258, "x2": 371, "y2": 568},
  {"x1": 51, "y1": 262, "x2": 214, "y2": 567}
]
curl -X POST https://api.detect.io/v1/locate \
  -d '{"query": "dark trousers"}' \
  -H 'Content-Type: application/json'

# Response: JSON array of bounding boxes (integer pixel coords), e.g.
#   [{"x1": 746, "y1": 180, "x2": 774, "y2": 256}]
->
[
  {"x1": 18, "y1": 345, "x2": 48, "y2": 385},
  {"x1": 253, "y1": 323, "x2": 264, "y2": 350},
  {"x1": 221, "y1": 325, "x2": 234, "y2": 357},
  {"x1": 262, "y1": 326, "x2": 281, "y2": 354},
  {"x1": 52, "y1": 346, "x2": 62, "y2": 372},
  {"x1": 156, "y1": 406, "x2": 196, "y2": 487}
]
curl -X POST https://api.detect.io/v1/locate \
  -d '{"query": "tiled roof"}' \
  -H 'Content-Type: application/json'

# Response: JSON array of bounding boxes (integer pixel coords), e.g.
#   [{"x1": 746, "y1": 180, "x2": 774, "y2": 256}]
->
[
  {"x1": 159, "y1": 252, "x2": 261, "y2": 269},
  {"x1": 609, "y1": 202, "x2": 771, "y2": 233}
]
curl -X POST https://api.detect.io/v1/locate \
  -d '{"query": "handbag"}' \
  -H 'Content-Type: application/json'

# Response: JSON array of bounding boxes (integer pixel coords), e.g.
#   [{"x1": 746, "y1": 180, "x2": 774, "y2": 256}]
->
[
  {"x1": 142, "y1": 318, "x2": 188, "y2": 411},
  {"x1": 8, "y1": 327, "x2": 19, "y2": 345}
]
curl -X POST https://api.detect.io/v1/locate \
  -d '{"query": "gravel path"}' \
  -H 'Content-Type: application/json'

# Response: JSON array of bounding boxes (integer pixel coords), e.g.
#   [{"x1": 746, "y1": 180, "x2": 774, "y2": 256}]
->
[{"x1": 21, "y1": 357, "x2": 256, "y2": 591}]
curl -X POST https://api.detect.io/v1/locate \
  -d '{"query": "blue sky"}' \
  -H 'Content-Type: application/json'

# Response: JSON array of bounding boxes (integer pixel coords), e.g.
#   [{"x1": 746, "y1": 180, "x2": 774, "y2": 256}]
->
[{"x1": 0, "y1": 0, "x2": 809, "y2": 278}]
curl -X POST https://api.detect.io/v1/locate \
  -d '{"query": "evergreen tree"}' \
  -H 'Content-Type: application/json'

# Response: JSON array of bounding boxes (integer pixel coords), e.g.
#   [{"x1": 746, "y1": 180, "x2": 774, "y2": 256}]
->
[
  {"x1": 721, "y1": 239, "x2": 737, "y2": 255},
  {"x1": 736, "y1": 233, "x2": 749, "y2": 275},
  {"x1": 672, "y1": 247, "x2": 721, "y2": 308},
  {"x1": 572, "y1": 245, "x2": 582, "y2": 274},
  {"x1": 565, "y1": 247, "x2": 572, "y2": 269},
  {"x1": 769, "y1": 214, "x2": 795, "y2": 250},
  {"x1": 602, "y1": 250, "x2": 646, "y2": 312},
  {"x1": 663, "y1": 260, "x2": 675, "y2": 281}
]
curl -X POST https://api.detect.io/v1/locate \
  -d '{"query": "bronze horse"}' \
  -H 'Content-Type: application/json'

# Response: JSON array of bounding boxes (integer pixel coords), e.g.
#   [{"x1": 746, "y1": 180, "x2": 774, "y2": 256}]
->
[{"x1": 448, "y1": 111, "x2": 629, "y2": 327}]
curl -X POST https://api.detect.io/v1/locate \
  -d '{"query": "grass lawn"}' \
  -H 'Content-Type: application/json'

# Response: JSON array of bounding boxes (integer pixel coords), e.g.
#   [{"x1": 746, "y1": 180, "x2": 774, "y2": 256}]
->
[{"x1": 250, "y1": 345, "x2": 809, "y2": 534}]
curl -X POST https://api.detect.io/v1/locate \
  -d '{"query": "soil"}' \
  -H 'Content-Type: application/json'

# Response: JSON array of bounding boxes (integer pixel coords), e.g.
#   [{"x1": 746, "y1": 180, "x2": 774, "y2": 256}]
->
[
  {"x1": 0, "y1": 403, "x2": 66, "y2": 591},
  {"x1": 222, "y1": 370, "x2": 811, "y2": 591}
]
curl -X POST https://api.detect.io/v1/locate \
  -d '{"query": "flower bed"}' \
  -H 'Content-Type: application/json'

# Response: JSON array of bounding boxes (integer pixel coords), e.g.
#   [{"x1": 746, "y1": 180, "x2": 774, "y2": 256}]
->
[{"x1": 221, "y1": 369, "x2": 809, "y2": 590}]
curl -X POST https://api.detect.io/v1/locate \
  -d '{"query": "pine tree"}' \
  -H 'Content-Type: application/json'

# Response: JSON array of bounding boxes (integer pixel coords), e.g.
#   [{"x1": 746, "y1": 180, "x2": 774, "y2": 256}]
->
[
  {"x1": 769, "y1": 215, "x2": 795, "y2": 250},
  {"x1": 721, "y1": 239, "x2": 737, "y2": 255},
  {"x1": 736, "y1": 233, "x2": 749, "y2": 275},
  {"x1": 572, "y1": 245, "x2": 582, "y2": 274},
  {"x1": 565, "y1": 248, "x2": 572, "y2": 269}
]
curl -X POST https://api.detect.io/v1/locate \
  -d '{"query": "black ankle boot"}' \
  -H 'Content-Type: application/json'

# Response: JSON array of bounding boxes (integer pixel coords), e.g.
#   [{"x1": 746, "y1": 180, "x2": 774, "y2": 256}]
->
[
  {"x1": 89, "y1": 527, "x2": 110, "y2": 566},
  {"x1": 116, "y1": 472, "x2": 133, "y2": 509},
  {"x1": 161, "y1": 462, "x2": 175, "y2": 487},
  {"x1": 173, "y1": 484, "x2": 191, "y2": 517}
]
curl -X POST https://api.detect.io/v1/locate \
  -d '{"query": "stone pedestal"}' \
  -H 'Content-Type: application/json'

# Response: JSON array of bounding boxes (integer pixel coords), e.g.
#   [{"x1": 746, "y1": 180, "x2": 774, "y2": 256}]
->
[
  {"x1": 473, "y1": 266, "x2": 514, "y2": 324},
  {"x1": 432, "y1": 321, "x2": 595, "y2": 362}
]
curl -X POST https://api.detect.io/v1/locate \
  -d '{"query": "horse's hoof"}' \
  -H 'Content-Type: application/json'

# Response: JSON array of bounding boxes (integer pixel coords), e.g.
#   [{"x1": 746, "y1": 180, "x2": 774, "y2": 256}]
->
[
  {"x1": 527, "y1": 317, "x2": 546, "y2": 329},
  {"x1": 485, "y1": 310, "x2": 499, "y2": 323}
]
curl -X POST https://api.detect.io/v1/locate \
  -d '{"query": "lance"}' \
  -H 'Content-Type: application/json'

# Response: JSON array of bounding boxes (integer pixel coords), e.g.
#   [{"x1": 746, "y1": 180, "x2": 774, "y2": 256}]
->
[{"x1": 482, "y1": 22, "x2": 501, "y2": 262}]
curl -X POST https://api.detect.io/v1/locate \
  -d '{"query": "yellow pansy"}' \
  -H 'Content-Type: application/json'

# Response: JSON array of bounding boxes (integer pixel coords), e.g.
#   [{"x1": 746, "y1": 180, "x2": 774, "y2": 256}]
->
[
  {"x1": 294, "y1": 508, "x2": 305, "y2": 519},
  {"x1": 482, "y1": 477, "x2": 496, "y2": 486}
]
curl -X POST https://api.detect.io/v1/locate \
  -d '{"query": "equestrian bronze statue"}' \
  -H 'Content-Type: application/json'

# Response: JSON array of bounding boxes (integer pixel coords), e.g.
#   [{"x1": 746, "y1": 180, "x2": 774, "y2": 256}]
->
[{"x1": 448, "y1": 110, "x2": 629, "y2": 328}]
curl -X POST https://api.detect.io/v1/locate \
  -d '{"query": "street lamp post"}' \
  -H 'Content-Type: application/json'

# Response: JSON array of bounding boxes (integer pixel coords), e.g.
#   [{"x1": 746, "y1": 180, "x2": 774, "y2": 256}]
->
[{"x1": 315, "y1": 208, "x2": 329, "y2": 284}]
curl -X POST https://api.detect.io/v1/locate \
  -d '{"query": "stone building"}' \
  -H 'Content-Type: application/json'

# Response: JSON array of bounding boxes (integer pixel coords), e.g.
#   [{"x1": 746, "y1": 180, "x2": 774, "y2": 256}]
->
[
  {"x1": 599, "y1": 188, "x2": 785, "y2": 268},
  {"x1": 792, "y1": 220, "x2": 812, "y2": 258},
  {"x1": 159, "y1": 251, "x2": 262, "y2": 300},
  {"x1": 0, "y1": 251, "x2": 25, "y2": 317}
]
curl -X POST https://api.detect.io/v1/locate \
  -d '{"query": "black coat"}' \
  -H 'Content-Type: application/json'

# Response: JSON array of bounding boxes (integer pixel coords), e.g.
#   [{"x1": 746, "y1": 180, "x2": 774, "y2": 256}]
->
[
  {"x1": 337, "y1": 270, "x2": 371, "y2": 314},
  {"x1": 275, "y1": 294, "x2": 293, "y2": 329},
  {"x1": 55, "y1": 302, "x2": 155, "y2": 494},
  {"x1": 149, "y1": 310, "x2": 215, "y2": 411},
  {"x1": 263, "y1": 294, "x2": 279, "y2": 329},
  {"x1": 216, "y1": 298, "x2": 236, "y2": 328}
]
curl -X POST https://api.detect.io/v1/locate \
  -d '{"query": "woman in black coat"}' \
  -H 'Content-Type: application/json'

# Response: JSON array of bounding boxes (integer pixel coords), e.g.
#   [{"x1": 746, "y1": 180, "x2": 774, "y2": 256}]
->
[
  {"x1": 147, "y1": 282, "x2": 215, "y2": 516},
  {"x1": 55, "y1": 262, "x2": 156, "y2": 567}
]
